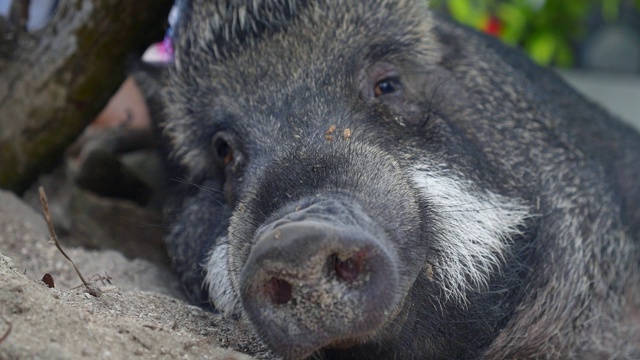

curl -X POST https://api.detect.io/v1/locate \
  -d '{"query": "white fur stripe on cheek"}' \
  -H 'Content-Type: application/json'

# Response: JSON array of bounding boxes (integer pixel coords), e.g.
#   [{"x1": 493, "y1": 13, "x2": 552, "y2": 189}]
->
[
  {"x1": 410, "y1": 166, "x2": 530, "y2": 303},
  {"x1": 202, "y1": 240, "x2": 242, "y2": 317}
]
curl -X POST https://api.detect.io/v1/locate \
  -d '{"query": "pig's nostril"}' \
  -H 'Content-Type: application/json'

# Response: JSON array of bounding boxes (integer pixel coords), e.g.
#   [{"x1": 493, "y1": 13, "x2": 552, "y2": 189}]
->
[
  {"x1": 264, "y1": 278, "x2": 293, "y2": 304},
  {"x1": 330, "y1": 254, "x2": 361, "y2": 283}
]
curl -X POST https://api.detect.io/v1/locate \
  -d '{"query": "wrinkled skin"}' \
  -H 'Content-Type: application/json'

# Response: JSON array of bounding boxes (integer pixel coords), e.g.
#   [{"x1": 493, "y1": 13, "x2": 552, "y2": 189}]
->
[{"x1": 159, "y1": 1, "x2": 640, "y2": 359}]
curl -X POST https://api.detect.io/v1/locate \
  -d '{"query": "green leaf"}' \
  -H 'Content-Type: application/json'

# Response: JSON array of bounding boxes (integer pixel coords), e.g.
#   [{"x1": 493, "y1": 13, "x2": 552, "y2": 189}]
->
[
  {"x1": 496, "y1": 3, "x2": 528, "y2": 44},
  {"x1": 525, "y1": 31, "x2": 558, "y2": 65},
  {"x1": 447, "y1": 0, "x2": 474, "y2": 24},
  {"x1": 447, "y1": 0, "x2": 488, "y2": 28}
]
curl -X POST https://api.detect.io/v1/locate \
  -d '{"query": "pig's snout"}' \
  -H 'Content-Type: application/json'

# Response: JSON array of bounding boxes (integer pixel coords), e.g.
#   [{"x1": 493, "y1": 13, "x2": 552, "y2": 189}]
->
[{"x1": 240, "y1": 219, "x2": 399, "y2": 359}]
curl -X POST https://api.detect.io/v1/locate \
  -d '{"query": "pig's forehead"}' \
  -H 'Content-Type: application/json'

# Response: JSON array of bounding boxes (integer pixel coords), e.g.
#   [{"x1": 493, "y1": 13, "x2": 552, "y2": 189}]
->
[
  {"x1": 172, "y1": 0, "x2": 435, "y2": 77},
  {"x1": 166, "y1": 0, "x2": 442, "y2": 144}
]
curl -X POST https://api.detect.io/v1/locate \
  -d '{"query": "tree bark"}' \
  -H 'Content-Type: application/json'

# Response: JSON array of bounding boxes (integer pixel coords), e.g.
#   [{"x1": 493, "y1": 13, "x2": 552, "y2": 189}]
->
[{"x1": 0, "y1": 0, "x2": 173, "y2": 192}]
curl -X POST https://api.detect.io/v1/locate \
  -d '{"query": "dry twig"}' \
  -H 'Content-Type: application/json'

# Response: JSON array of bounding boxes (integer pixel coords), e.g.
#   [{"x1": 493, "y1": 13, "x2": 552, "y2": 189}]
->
[
  {"x1": 0, "y1": 315, "x2": 11, "y2": 344},
  {"x1": 38, "y1": 187, "x2": 101, "y2": 297}
]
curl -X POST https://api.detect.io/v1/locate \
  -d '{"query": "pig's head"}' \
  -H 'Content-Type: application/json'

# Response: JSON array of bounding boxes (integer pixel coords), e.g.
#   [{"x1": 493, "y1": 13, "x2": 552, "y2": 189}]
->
[{"x1": 163, "y1": 0, "x2": 531, "y2": 358}]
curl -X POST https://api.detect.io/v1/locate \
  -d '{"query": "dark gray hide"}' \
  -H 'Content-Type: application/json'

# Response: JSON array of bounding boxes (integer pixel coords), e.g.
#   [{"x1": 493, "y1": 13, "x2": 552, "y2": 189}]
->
[{"x1": 160, "y1": 0, "x2": 640, "y2": 359}]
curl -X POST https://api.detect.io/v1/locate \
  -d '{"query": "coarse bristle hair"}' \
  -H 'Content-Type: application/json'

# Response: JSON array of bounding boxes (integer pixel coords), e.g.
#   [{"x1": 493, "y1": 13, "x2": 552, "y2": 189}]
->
[{"x1": 175, "y1": 0, "x2": 310, "y2": 62}]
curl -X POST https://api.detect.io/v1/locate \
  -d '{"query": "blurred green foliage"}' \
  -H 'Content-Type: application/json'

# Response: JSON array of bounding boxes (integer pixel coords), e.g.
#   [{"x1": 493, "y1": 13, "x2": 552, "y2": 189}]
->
[{"x1": 430, "y1": 0, "x2": 640, "y2": 67}]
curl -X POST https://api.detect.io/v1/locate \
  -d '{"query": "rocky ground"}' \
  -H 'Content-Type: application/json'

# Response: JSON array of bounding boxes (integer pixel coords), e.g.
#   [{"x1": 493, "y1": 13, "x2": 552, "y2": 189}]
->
[{"x1": 0, "y1": 186, "x2": 275, "y2": 360}]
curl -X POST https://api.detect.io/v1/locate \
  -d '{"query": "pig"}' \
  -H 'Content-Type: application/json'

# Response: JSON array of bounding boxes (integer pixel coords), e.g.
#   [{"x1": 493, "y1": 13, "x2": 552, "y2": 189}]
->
[{"x1": 158, "y1": 0, "x2": 640, "y2": 358}]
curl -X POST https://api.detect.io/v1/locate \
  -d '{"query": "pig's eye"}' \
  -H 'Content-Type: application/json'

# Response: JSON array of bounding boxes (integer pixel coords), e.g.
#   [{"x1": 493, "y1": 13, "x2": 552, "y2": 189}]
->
[
  {"x1": 374, "y1": 77, "x2": 400, "y2": 97},
  {"x1": 212, "y1": 134, "x2": 234, "y2": 166}
]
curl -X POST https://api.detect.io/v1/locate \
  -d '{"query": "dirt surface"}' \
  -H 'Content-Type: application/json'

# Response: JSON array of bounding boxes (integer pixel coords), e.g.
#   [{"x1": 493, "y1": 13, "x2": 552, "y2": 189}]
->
[{"x1": 0, "y1": 189, "x2": 276, "y2": 360}]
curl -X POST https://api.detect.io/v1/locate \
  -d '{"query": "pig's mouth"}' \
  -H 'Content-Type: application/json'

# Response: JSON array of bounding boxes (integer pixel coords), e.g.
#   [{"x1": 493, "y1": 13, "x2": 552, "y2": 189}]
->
[{"x1": 238, "y1": 198, "x2": 401, "y2": 359}]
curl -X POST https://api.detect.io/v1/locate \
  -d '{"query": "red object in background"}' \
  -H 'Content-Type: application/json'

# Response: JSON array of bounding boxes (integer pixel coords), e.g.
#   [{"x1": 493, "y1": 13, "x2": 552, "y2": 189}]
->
[{"x1": 483, "y1": 15, "x2": 502, "y2": 36}]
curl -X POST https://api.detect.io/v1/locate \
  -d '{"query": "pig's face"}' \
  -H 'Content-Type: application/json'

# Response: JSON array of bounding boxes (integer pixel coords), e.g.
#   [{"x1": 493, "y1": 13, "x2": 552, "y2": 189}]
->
[{"x1": 164, "y1": 1, "x2": 530, "y2": 358}]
